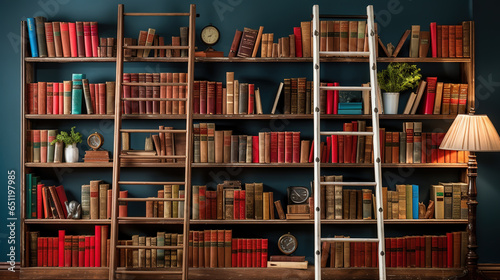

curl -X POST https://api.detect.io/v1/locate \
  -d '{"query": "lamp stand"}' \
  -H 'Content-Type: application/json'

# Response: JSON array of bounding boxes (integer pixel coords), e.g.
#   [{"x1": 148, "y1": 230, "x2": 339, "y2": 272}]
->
[{"x1": 451, "y1": 152, "x2": 488, "y2": 280}]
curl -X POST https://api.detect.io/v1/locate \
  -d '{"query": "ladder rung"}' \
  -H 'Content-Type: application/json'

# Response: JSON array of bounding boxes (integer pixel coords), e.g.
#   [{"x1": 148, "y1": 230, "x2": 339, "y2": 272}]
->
[
  {"x1": 118, "y1": 217, "x2": 185, "y2": 221},
  {"x1": 123, "y1": 45, "x2": 189, "y2": 50},
  {"x1": 121, "y1": 97, "x2": 188, "y2": 102},
  {"x1": 118, "y1": 197, "x2": 185, "y2": 202},
  {"x1": 320, "y1": 131, "x2": 374, "y2": 136},
  {"x1": 321, "y1": 237, "x2": 380, "y2": 243},
  {"x1": 319, "y1": 51, "x2": 370, "y2": 57},
  {"x1": 115, "y1": 270, "x2": 182, "y2": 275},
  {"x1": 320, "y1": 182, "x2": 377, "y2": 187},
  {"x1": 118, "y1": 181, "x2": 186, "y2": 185},
  {"x1": 120, "y1": 129, "x2": 186, "y2": 133},
  {"x1": 123, "y1": 12, "x2": 190, "y2": 17},
  {"x1": 122, "y1": 82, "x2": 188, "y2": 87},
  {"x1": 116, "y1": 245, "x2": 183, "y2": 249},
  {"x1": 320, "y1": 86, "x2": 371, "y2": 91},
  {"x1": 318, "y1": 14, "x2": 368, "y2": 19},
  {"x1": 119, "y1": 155, "x2": 186, "y2": 159}
]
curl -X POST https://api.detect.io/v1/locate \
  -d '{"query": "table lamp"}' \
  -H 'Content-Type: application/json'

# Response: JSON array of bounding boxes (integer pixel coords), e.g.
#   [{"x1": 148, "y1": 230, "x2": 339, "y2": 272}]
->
[{"x1": 440, "y1": 112, "x2": 500, "y2": 280}]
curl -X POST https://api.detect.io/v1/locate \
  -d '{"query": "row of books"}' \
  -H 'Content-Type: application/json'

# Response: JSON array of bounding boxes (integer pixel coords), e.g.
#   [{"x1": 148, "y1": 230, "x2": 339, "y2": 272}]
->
[
  {"x1": 25, "y1": 173, "x2": 68, "y2": 219},
  {"x1": 26, "y1": 227, "x2": 109, "y2": 267},
  {"x1": 126, "y1": 27, "x2": 189, "y2": 58},
  {"x1": 321, "y1": 232, "x2": 466, "y2": 268},
  {"x1": 192, "y1": 182, "x2": 279, "y2": 220},
  {"x1": 27, "y1": 18, "x2": 101, "y2": 58},
  {"x1": 193, "y1": 77, "x2": 264, "y2": 115},
  {"x1": 318, "y1": 20, "x2": 370, "y2": 53},
  {"x1": 407, "y1": 22, "x2": 472, "y2": 58},
  {"x1": 189, "y1": 230, "x2": 268, "y2": 268},
  {"x1": 27, "y1": 79, "x2": 115, "y2": 115},
  {"x1": 145, "y1": 185, "x2": 185, "y2": 218},
  {"x1": 117, "y1": 232, "x2": 183, "y2": 268},
  {"x1": 26, "y1": 130, "x2": 58, "y2": 164},
  {"x1": 121, "y1": 72, "x2": 187, "y2": 115},
  {"x1": 404, "y1": 78, "x2": 469, "y2": 115}
]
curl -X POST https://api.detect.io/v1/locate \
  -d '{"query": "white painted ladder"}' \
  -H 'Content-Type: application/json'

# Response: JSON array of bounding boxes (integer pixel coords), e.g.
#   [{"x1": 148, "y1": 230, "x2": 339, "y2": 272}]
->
[{"x1": 312, "y1": 5, "x2": 386, "y2": 280}]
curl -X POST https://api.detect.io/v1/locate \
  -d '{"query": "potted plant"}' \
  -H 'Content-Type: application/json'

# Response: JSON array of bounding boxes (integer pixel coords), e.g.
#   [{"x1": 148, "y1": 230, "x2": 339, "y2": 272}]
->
[
  {"x1": 51, "y1": 126, "x2": 83, "y2": 163},
  {"x1": 377, "y1": 63, "x2": 422, "y2": 114}
]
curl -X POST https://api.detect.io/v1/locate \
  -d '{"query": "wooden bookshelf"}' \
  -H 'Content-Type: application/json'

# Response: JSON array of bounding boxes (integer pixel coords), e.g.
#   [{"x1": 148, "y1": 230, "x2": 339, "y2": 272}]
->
[
  {"x1": 25, "y1": 114, "x2": 115, "y2": 120},
  {"x1": 194, "y1": 57, "x2": 471, "y2": 63},
  {"x1": 24, "y1": 219, "x2": 112, "y2": 225},
  {"x1": 193, "y1": 114, "x2": 459, "y2": 120},
  {"x1": 25, "y1": 162, "x2": 113, "y2": 168},
  {"x1": 191, "y1": 163, "x2": 467, "y2": 168},
  {"x1": 189, "y1": 219, "x2": 467, "y2": 225}
]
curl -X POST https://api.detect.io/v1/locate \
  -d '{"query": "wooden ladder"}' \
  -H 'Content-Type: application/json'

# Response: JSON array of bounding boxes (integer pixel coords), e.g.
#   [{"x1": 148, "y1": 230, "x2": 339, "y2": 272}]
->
[
  {"x1": 312, "y1": 5, "x2": 387, "y2": 280},
  {"x1": 108, "y1": 4, "x2": 196, "y2": 280}
]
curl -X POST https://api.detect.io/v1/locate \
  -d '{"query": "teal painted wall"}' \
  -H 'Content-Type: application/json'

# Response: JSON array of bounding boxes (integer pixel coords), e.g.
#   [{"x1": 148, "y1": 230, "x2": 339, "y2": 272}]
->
[{"x1": 2, "y1": 0, "x2": 499, "y2": 265}]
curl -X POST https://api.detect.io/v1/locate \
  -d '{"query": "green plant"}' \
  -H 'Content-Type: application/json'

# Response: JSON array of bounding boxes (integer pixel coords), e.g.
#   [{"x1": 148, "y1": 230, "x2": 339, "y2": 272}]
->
[
  {"x1": 51, "y1": 126, "x2": 83, "y2": 146},
  {"x1": 377, "y1": 63, "x2": 422, "y2": 92}
]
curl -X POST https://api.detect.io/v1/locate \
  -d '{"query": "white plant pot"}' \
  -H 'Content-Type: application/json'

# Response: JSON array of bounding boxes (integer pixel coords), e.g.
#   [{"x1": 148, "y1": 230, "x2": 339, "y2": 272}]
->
[
  {"x1": 383, "y1": 92, "x2": 400, "y2": 114},
  {"x1": 64, "y1": 143, "x2": 79, "y2": 163}
]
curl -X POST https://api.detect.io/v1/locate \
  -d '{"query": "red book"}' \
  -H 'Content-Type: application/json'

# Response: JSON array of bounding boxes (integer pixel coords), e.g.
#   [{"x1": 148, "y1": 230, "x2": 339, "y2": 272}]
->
[
  {"x1": 248, "y1": 84, "x2": 255, "y2": 114},
  {"x1": 231, "y1": 239, "x2": 237, "y2": 267},
  {"x1": 437, "y1": 235, "x2": 443, "y2": 268},
  {"x1": 122, "y1": 73, "x2": 131, "y2": 114},
  {"x1": 37, "y1": 238, "x2": 42, "y2": 266},
  {"x1": 44, "y1": 22, "x2": 55, "y2": 57},
  {"x1": 441, "y1": 235, "x2": 447, "y2": 268},
  {"x1": 437, "y1": 133, "x2": 445, "y2": 163},
  {"x1": 330, "y1": 135, "x2": 338, "y2": 164},
  {"x1": 284, "y1": 131, "x2": 293, "y2": 163},
  {"x1": 277, "y1": 132, "x2": 285, "y2": 163},
  {"x1": 372, "y1": 242, "x2": 377, "y2": 268},
  {"x1": 28, "y1": 83, "x2": 37, "y2": 114},
  {"x1": 256, "y1": 239, "x2": 262, "y2": 268},
  {"x1": 68, "y1": 22, "x2": 77, "y2": 57},
  {"x1": 270, "y1": 132, "x2": 278, "y2": 163},
  {"x1": 58, "y1": 230, "x2": 65, "y2": 267},
  {"x1": 53, "y1": 83, "x2": 59, "y2": 114},
  {"x1": 431, "y1": 236, "x2": 438, "y2": 268},
  {"x1": 325, "y1": 136, "x2": 331, "y2": 163},
  {"x1": 240, "y1": 190, "x2": 246, "y2": 220},
  {"x1": 64, "y1": 235, "x2": 71, "y2": 267},
  {"x1": 396, "y1": 238, "x2": 404, "y2": 267},
  {"x1": 252, "y1": 136, "x2": 260, "y2": 163},
  {"x1": 410, "y1": 237, "x2": 416, "y2": 267},
  {"x1": 38, "y1": 82, "x2": 46, "y2": 114},
  {"x1": 333, "y1": 82, "x2": 340, "y2": 114},
  {"x1": 326, "y1": 83, "x2": 334, "y2": 114},
  {"x1": 292, "y1": 131, "x2": 300, "y2": 163},
  {"x1": 98, "y1": 83, "x2": 106, "y2": 114},
  {"x1": 390, "y1": 238, "x2": 397, "y2": 268},
  {"x1": 207, "y1": 81, "x2": 215, "y2": 114},
  {"x1": 71, "y1": 236, "x2": 78, "y2": 267},
  {"x1": 200, "y1": 80, "x2": 207, "y2": 114},
  {"x1": 193, "y1": 81, "x2": 200, "y2": 114},
  {"x1": 90, "y1": 22, "x2": 99, "y2": 57},
  {"x1": 83, "y1": 22, "x2": 92, "y2": 57},
  {"x1": 46, "y1": 83, "x2": 53, "y2": 114},
  {"x1": 447, "y1": 233, "x2": 453, "y2": 268},
  {"x1": 251, "y1": 239, "x2": 256, "y2": 267},
  {"x1": 95, "y1": 225, "x2": 101, "y2": 267},
  {"x1": 233, "y1": 190, "x2": 240, "y2": 220},
  {"x1": 308, "y1": 140, "x2": 315, "y2": 163},
  {"x1": 385, "y1": 238, "x2": 391, "y2": 267},
  {"x1": 246, "y1": 239, "x2": 252, "y2": 267},
  {"x1": 421, "y1": 77, "x2": 438, "y2": 114},
  {"x1": 90, "y1": 236, "x2": 95, "y2": 267},
  {"x1": 415, "y1": 237, "x2": 421, "y2": 268},
  {"x1": 344, "y1": 123, "x2": 353, "y2": 163},
  {"x1": 338, "y1": 136, "x2": 344, "y2": 163},
  {"x1": 351, "y1": 121, "x2": 358, "y2": 163},
  {"x1": 130, "y1": 73, "x2": 139, "y2": 114},
  {"x1": 199, "y1": 185, "x2": 206, "y2": 220},
  {"x1": 138, "y1": 73, "x2": 146, "y2": 114},
  {"x1": 293, "y1": 27, "x2": 303, "y2": 57},
  {"x1": 420, "y1": 236, "x2": 426, "y2": 268},
  {"x1": 37, "y1": 183, "x2": 43, "y2": 219},
  {"x1": 238, "y1": 239, "x2": 243, "y2": 267},
  {"x1": 76, "y1": 22, "x2": 85, "y2": 57},
  {"x1": 216, "y1": 82, "x2": 223, "y2": 114},
  {"x1": 60, "y1": 22, "x2": 70, "y2": 58},
  {"x1": 78, "y1": 236, "x2": 85, "y2": 267},
  {"x1": 402, "y1": 238, "x2": 407, "y2": 268},
  {"x1": 84, "y1": 236, "x2": 90, "y2": 267},
  {"x1": 43, "y1": 237, "x2": 48, "y2": 266},
  {"x1": 48, "y1": 238, "x2": 53, "y2": 267},
  {"x1": 430, "y1": 22, "x2": 437, "y2": 58},
  {"x1": 58, "y1": 83, "x2": 64, "y2": 114},
  {"x1": 261, "y1": 239, "x2": 268, "y2": 268},
  {"x1": 52, "y1": 237, "x2": 58, "y2": 267}
]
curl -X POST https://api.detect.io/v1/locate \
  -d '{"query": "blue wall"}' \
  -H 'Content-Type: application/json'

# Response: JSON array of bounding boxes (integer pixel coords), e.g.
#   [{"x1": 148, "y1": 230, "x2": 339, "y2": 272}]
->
[{"x1": 2, "y1": 0, "x2": 500, "y2": 264}]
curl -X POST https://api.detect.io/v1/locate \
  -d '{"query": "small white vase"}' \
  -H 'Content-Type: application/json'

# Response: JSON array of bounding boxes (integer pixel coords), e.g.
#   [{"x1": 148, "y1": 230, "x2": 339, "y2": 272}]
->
[
  {"x1": 383, "y1": 92, "x2": 400, "y2": 114},
  {"x1": 64, "y1": 143, "x2": 79, "y2": 163}
]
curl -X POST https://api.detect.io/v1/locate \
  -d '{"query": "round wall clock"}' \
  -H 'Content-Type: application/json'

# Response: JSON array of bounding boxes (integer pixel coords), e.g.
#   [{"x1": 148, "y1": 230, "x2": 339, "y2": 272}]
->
[
  {"x1": 278, "y1": 232, "x2": 298, "y2": 255},
  {"x1": 87, "y1": 132, "x2": 104, "y2": 151},
  {"x1": 200, "y1": 24, "x2": 220, "y2": 47}
]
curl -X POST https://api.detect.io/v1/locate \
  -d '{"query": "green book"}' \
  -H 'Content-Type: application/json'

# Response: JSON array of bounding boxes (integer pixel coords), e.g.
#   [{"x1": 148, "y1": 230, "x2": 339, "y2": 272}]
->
[
  {"x1": 207, "y1": 123, "x2": 215, "y2": 163},
  {"x1": 406, "y1": 184, "x2": 413, "y2": 219},
  {"x1": 47, "y1": 129, "x2": 57, "y2": 163},
  {"x1": 26, "y1": 173, "x2": 32, "y2": 218},
  {"x1": 156, "y1": 232, "x2": 165, "y2": 267},
  {"x1": 172, "y1": 185, "x2": 180, "y2": 218},
  {"x1": 71, "y1": 73, "x2": 85, "y2": 114},
  {"x1": 31, "y1": 176, "x2": 39, "y2": 218}
]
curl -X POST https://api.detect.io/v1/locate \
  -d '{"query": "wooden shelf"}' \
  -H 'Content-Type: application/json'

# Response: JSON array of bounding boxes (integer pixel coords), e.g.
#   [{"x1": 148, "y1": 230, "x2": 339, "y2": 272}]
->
[
  {"x1": 122, "y1": 114, "x2": 187, "y2": 119},
  {"x1": 190, "y1": 219, "x2": 467, "y2": 225},
  {"x1": 24, "y1": 57, "x2": 116, "y2": 63},
  {"x1": 25, "y1": 114, "x2": 114, "y2": 119},
  {"x1": 117, "y1": 217, "x2": 185, "y2": 225},
  {"x1": 120, "y1": 162, "x2": 185, "y2": 168},
  {"x1": 25, "y1": 162, "x2": 113, "y2": 168},
  {"x1": 195, "y1": 57, "x2": 471, "y2": 63},
  {"x1": 192, "y1": 163, "x2": 467, "y2": 168},
  {"x1": 19, "y1": 267, "x2": 109, "y2": 280},
  {"x1": 24, "y1": 219, "x2": 111, "y2": 225}
]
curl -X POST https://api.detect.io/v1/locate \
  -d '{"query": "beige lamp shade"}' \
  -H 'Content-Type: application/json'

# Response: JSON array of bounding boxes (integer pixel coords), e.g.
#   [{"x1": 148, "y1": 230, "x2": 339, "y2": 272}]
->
[{"x1": 440, "y1": 114, "x2": 500, "y2": 152}]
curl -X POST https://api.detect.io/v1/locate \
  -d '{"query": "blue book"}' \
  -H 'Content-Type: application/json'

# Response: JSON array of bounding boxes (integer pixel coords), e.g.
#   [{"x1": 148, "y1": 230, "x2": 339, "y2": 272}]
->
[
  {"x1": 338, "y1": 109, "x2": 363, "y2": 115},
  {"x1": 412, "y1": 184, "x2": 419, "y2": 219},
  {"x1": 71, "y1": 74, "x2": 85, "y2": 114},
  {"x1": 338, "y1": 102, "x2": 363, "y2": 109},
  {"x1": 26, "y1": 18, "x2": 38, "y2": 57},
  {"x1": 26, "y1": 173, "x2": 32, "y2": 218}
]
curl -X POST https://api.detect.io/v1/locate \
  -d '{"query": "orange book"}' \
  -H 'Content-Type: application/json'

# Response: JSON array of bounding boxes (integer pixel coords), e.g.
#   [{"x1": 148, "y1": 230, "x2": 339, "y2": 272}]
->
[
  {"x1": 210, "y1": 230, "x2": 217, "y2": 268},
  {"x1": 392, "y1": 132, "x2": 399, "y2": 163}
]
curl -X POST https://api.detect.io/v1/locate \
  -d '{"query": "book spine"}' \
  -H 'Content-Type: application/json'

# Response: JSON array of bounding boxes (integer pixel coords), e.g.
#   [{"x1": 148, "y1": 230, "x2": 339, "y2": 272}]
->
[
  {"x1": 68, "y1": 22, "x2": 77, "y2": 57},
  {"x1": 34, "y1": 17, "x2": 47, "y2": 57},
  {"x1": 27, "y1": 18, "x2": 39, "y2": 57}
]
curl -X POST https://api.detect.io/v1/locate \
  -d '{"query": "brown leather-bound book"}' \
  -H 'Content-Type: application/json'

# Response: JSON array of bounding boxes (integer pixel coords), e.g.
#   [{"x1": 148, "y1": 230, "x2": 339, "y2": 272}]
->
[
  {"x1": 119, "y1": 190, "x2": 128, "y2": 217},
  {"x1": 224, "y1": 189, "x2": 234, "y2": 220},
  {"x1": 273, "y1": 200, "x2": 285, "y2": 220},
  {"x1": 237, "y1": 27, "x2": 258, "y2": 58},
  {"x1": 419, "y1": 31, "x2": 430, "y2": 58},
  {"x1": 163, "y1": 185, "x2": 172, "y2": 218},
  {"x1": 223, "y1": 130, "x2": 232, "y2": 163},
  {"x1": 52, "y1": 22, "x2": 63, "y2": 58},
  {"x1": 89, "y1": 180, "x2": 101, "y2": 219},
  {"x1": 48, "y1": 186, "x2": 64, "y2": 219},
  {"x1": 228, "y1": 30, "x2": 242, "y2": 58},
  {"x1": 458, "y1": 84, "x2": 468, "y2": 114},
  {"x1": 342, "y1": 189, "x2": 349, "y2": 219},
  {"x1": 172, "y1": 73, "x2": 180, "y2": 114},
  {"x1": 156, "y1": 190, "x2": 164, "y2": 217},
  {"x1": 263, "y1": 192, "x2": 270, "y2": 220},
  {"x1": 281, "y1": 36, "x2": 290, "y2": 57},
  {"x1": 44, "y1": 22, "x2": 55, "y2": 57},
  {"x1": 260, "y1": 33, "x2": 268, "y2": 57},
  {"x1": 320, "y1": 242, "x2": 330, "y2": 268},
  {"x1": 252, "y1": 26, "x2": 264, "y2": 57},
  {"x1": 254, "y1": 183, "x2": 263, "y2": 220},
  {"x1": 289, "y1": 34, "x2": 296, "y2": 58},
  {"x1": 462, "y1": 21, "x2": 471, "y2": 58},
  {"x1": 214, "y1": 130, "x2": 224, "y2": 163},
  {"x1": 325, "y1": 181, "x2": 335, "y2": 220},
  {"x1": 171, "y1": 36, "x2": 181, "y2": 57},
  {"x1": 99, "y1": 184, "x2": 108, "y2": 219},
  {"x1": 99, "y1": 37, "x2": 107, "y2": 57},
  {"x1": 392, "y1": 30, "x2": 411, "y2": 57},
  {"x1": 245, "y1": 183, "x2": 255, "y2": 219},
  {"x1": 392, "y1": 132, "x2": 400, "y2": 164},
  {"x1": 224, "y1": 230, "x2": 232, "y2": 267},
  {"x1": 410, "y1": 25, "x2": 420, "y2": 58},
  {"x1": 60, "y1": 22, "x2": 71, "y2": 58},
  {"x1": 450, "y1": 83, "x2": 460, "y2": 114},
  {"x1": 152, "y1": 73, "x2": 160, "y2": 114},
  {"x1": 300, "y1": 21, "x2": 311, "y2": 57},
  {"x1": 266, "y1": 33, "x2": 274, "y2": 58},
  {"x1": 216, "y1": 230, "x2": 224, "y2": 267},
  {"x1": 455, "y1": 25, "x2": 463, "y2": 58},
  {"x1": 146, "y1": 200, "x2": 153, "y2": 217},
  {"x1": 348, "y1": 21, "x2": 358, "y2": 52},
  {"x1": 300, "y1": 140, "x2": 310, "y2": 163},
  {"x1": 203, "y1": 230, "x2": 210, "y2": 267},
  {"x1": 199, "y1": 123, "x2": 208, "y2": 163},
  {"x1": 441, "y1": 25, "x2": 449, "y2": 58},
  {"x1": 209, "y1": 230, "x2": 217, "y2": 268},
  {"x1": 216, "y1": 184, "x2": 224, "y2": 219},
  {"x1": 107, "y1": 189, "x2": 112, "y2": 219},
  {"x1": 246, "y1": 135, "x2": 253, "y2": 163},
  {"x1": 449, "y1": 25, "x2": 456, "y2": 58},
  {"x1": 179, "y1": 73, "x2": 187, "y2": 114},
  {"x1": 320, "y1": 21, "x2": 327, "y2": 52},
  {"x1": 339, "y1": 21, "x2": 349, "y2": 52},
  {"x1": 433, "y1": 82, "x2": 444, "y2": 115}
]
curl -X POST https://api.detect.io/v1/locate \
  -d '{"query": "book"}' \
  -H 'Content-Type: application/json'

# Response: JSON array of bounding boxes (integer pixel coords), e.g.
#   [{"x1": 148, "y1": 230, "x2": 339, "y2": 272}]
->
[
  {"x1": 228, "y1": 30, "x2": 242, "y2": 58},
  {"x1": 300, "y1": 21, "x2": 311, "y2": 57},
  {"x1": 71, "y1": 74, "x2": 85, "y2": 114},
  {"x1": 410, "y1": 25, "x2": 420, "y2": 58},
  {"x1": 34, "y1": 17, "x2": 48, "y2": 57},
  {"x1": 237, "y1": 27, "x2": 258, "y2": 58},
  {"x1": 392, "y1": 29, "x2": 410, "y2": 57}
]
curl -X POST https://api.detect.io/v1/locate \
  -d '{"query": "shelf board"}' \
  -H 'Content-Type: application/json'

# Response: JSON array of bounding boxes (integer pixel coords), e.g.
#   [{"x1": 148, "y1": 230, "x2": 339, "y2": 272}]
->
[
  {"x1": 193, "y1": 114, "x2": 459, "y2": 120},
  {"x1": 25, "y1": 162, "x2": 113, "y2": 168},
  {"x1": 377, "y1": 57, "x2": 472, "y2": 63},
  {"x1": 192, "y1": 163, "x2": 467, "y2": 168},
  {"x1": 25, "y1": 114, "x2": 114, "y2": 119},
  {"x1": 120, "y1": 162, "x2": 185, "y2": 168},
  {"x1": 20, "y1": 267, "x2": 109, "y2": 280},
  {"x1": 190, "y1": 219, "x2": 467, "y2": 225},
  {"x1": 24, "y1": 219, "x2": 111, "y2": 225},
  {"x1": 122, "y1": 114, "x2": 187, "y2": 119},
  {"x1": 117, "y1": 217, "x2": 185, "y2": 225},
  {"x1": 24, "y1": 57, "x2": 116, "y2": 63}
]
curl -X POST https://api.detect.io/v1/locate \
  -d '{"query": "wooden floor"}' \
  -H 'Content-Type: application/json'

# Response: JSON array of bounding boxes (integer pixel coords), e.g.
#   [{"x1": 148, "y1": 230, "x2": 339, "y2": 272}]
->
[{"x1": 1, "y1": 264, "x2": 500, "y2": 280}]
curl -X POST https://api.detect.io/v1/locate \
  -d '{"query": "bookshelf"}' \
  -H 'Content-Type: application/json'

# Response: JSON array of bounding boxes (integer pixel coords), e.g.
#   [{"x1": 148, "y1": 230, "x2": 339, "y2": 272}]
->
[{"x1": 19, "y1": 4, "x2": 475, "y2": 280}]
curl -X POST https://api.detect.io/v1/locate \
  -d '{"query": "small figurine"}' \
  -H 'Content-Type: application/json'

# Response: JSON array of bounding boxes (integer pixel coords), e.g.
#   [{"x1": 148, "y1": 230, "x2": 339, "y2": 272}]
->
[{"x1": 65, "y1": 200, "x2": 81, "y2": 219}]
